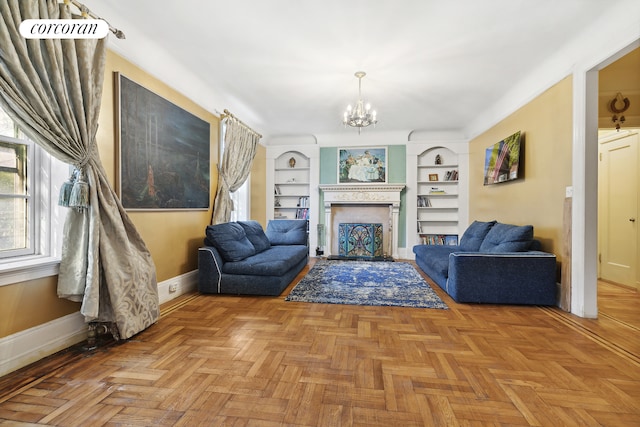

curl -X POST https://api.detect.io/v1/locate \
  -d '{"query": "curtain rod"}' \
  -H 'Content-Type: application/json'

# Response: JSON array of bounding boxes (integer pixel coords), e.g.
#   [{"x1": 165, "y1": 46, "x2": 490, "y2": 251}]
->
[
  {"x1": 64, "y1": 0, "x2": 126, "y2": 39},
  {"x1": 220, "y1": 109, "x2": 262, "y2": 138}
]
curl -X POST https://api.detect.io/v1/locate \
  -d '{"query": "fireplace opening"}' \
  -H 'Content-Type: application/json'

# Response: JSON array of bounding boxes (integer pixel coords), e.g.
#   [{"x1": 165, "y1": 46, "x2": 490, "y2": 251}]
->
[
  {"x1": 338, "y1": 223, "x2": 383, "y2": 258},
  {"x1": 319, "y1": 184, "x2": 404, "y2": 260}
]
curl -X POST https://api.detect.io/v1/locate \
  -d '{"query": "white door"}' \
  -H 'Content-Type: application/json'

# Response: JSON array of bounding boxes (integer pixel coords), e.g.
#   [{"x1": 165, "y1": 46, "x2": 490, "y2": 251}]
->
[{"x1": 598, "y1": 131, "x2": 639, "y2": 288}]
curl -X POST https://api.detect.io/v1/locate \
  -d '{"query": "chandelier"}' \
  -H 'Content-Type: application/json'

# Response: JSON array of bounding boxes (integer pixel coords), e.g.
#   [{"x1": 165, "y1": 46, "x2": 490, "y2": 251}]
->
[{"x1": 343, "y1": 71, "x2": 377, "y2": 134}]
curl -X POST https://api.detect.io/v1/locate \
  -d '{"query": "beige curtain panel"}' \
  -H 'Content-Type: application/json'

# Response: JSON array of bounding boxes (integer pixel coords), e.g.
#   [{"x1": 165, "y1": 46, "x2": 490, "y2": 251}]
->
[
  {"x1": 211, "y1": 115, "x2": 260, "y2": 224},
  {"x1": 0, "y1": 0, "x2": 158, "y2": 339}
]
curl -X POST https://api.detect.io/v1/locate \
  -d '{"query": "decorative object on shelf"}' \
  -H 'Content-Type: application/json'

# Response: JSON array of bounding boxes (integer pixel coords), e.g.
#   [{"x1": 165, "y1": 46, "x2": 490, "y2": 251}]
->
[
  {"x1": 609, "y1": 92, "x2": 630, "y2": 131},
  {"x1": 343, "y1": 71, "x2": 378, "y2": 134},
  {"x1": 338, "y1": 147, "x2": 387, "y2": 183},
  {"x1": 435, "y1": 154, "x2": 442, "y2": 165},
  {"x1": 289, "y1": 157, "x2": 296, "y2": 168},
  {"x1": 428, "y1": 173, "x2": 438, "y2": 181}
]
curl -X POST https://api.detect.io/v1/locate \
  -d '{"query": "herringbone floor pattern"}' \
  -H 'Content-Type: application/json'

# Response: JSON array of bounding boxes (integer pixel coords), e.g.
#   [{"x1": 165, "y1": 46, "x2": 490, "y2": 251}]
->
[{"x1": 1, "y1": 261, "x2": 639, "y2": 426}]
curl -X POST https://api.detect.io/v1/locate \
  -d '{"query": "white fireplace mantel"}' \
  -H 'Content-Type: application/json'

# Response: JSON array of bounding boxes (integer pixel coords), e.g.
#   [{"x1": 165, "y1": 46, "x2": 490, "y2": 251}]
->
[{"x1": 319, "y1": 184, "x2": 405, "y2": 258}]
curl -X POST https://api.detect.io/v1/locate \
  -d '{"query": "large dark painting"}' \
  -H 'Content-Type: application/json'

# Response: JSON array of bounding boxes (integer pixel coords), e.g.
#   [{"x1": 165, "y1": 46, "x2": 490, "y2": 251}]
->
[{"x1": 116, "y1": 73, "x2": 210, "y2": 209}]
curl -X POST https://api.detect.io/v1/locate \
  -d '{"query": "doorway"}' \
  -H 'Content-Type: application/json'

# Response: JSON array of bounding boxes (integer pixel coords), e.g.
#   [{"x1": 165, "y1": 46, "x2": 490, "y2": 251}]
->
[{"x1": 597, "y1": 130, "x2": 639, "y2": 290}]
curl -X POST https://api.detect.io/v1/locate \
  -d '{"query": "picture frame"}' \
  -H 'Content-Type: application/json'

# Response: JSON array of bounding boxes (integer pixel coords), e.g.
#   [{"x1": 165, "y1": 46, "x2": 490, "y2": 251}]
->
[
  {"x1": 483, "y1": 130, "x2": 522, "y2": 185},
  {"x1": 116, "y1": 72, "x2": 211, "y2": 210},
  {"x1": 428, "y1": 173, "x2": 439, "y2": 181},
  {"x1": 338, "y1": 147, "x2": 387, "y2": 184}
]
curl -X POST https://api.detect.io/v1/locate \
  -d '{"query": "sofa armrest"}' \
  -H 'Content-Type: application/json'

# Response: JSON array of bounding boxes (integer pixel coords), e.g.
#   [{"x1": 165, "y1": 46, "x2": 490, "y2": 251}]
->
[
  {"x1": 447, "y1": 251, "x2": 557, "y2": 305},
  {"x1": 198, "y1": 246, "x2": 225, "y2": 294}
]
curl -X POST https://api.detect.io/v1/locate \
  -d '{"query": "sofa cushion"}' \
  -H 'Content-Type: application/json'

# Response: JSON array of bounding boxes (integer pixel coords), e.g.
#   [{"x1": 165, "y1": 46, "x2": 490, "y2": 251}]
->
[
  {"x1": 205, "y1": 222, "x2": 256, "y2": 262},
  {"x1": 459, "y1": 220, "x2": 497, "y2": 251},
  {"x1": 412, "y1": 244, "x2": 458, "y2": 280},
  {"x1": 266, "y1": 219, "x2": 308, "y2": 245},
  {"x1": 222, "y1": 245, "x2": 308, "y2": 276},
  {"x1": 479, "y1": 223, "x2": 533, "y2": 253},
  {"x1": 238, "y1": 220, "x2": 271, "y2": 253}
]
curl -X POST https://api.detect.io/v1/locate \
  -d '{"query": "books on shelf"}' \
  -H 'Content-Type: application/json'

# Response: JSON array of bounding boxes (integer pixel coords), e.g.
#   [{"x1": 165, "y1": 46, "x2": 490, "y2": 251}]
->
[
  {"x1": 295, "y1": 208, "x2": 309, "y2": 219},
  {"x1": 419, "y1": 234, "x2": 458, "y2": 245},
  {"x1": 297, "y1": 196, "x2": 309, "y2": 208},
  {"x1": 417, "y1": 195, "x2": 431, "y2": 207},
  {"x1": 429, "y1": 187, "x2": 446, "y2": 194},
  {"x1": 443, "y1": 169, "x2": 458, "y2": 181}
]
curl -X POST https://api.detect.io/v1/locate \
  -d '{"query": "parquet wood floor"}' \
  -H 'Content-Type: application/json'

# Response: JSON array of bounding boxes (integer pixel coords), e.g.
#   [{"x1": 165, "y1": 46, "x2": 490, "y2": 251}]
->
[{"x1": 1, "y1": 260, "x2": 639, "y2": 426}]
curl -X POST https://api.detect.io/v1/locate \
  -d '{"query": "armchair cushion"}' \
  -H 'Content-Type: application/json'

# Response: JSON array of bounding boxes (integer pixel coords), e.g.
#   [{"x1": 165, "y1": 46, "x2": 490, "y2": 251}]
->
[{"x1": 205, "y1": 222, "x2": 256, "y2": 262}]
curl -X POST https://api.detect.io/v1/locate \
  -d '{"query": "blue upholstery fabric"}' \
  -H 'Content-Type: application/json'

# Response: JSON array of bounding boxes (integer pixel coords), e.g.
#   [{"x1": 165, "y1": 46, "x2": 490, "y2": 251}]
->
[
  {"x1": 199, "y1": 220, "x2": 309, "y2": 296},
  {"x1": 413, "y1": 245, "x2": 457, "y2": 284},
  {"x1": 459, "y1": 220, "x2": 496, "y2": 251},
  {"x1": 479, "y1": 223, "x2": 533, "y2": 253},
  {"x1": 412, "y1": 221, "x2": 557, "y2": 306},
  {"x1": 266, "y1": 219, "x2": 308, "y2": 245},
  {"x1": 222, "y1": 245, "x2": 308, "y2": 276},
  {"x1": 205, "y1": 222, "x2": 256, "y2": 262},
  {"x1": 447, "y1": 252, "x2": 557, "y2": 305},
  {"x1": 198, "y1": 247, "x2": 308, "y2": 296},
  {"x1": 238, "y1": 220, "x2": 271, "y2": 253}
]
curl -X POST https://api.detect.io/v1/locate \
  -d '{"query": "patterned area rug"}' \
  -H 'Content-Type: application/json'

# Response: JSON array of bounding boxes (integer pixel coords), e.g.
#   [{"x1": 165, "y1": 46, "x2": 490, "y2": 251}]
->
[{"x1": 285, "y1": 260, "x2": 448, "y2": 309}]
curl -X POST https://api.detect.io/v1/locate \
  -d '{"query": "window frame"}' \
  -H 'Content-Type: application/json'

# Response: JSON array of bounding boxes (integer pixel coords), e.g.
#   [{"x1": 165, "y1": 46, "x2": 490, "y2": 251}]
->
[
  {"x1": 0, "y1": 136, "x2": 35, "y2": 258},
  {"x1": 0, "y1": 127, "x2": 68, "y2": 286}
]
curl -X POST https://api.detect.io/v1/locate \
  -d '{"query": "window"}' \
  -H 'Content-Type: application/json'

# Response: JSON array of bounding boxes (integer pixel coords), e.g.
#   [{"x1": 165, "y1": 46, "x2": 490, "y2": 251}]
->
[
  {"x1": 0, "y1": 137, "x2": 32, "y2": 257},
  {"x1": 0, "y1": 108, "x2": 68, "y2": 285},
  {"x1": 220, "y1": 121, "x2": 250, "y2": 222}
]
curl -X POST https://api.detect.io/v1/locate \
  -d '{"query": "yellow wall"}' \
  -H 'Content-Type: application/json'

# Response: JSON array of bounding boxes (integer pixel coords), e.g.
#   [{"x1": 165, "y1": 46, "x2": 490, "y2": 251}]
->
[
  {"x1": 0, "y1": 50, "x2": 220, "y2": 339},
  {"x1": 102, "y1": 51, "x2": 219, "y2": 282},
  {"x1": 468, "y1": 76, "x2": 573, "y2": 263},
  {"x1": 251, "y1": 144, "x2": 267, "y2": 226},
  {"x1": 599, "y1": 47, "x2": 640, "y2": 129},
  {"x1": 0, "y1": 276, "x2": 79, "y2": 337}
]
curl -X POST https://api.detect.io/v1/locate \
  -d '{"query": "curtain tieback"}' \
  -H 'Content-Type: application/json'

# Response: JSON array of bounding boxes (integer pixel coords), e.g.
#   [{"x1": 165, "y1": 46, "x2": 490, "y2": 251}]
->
[{"x1": 58, "y1": 137, "x2": 96, "y2": 210}]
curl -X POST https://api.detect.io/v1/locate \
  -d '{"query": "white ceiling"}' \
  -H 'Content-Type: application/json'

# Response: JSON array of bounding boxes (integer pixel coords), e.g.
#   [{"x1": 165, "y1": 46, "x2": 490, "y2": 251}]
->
[{"x1": 82, "y1": 0, "x2": 623, "y2": 141}]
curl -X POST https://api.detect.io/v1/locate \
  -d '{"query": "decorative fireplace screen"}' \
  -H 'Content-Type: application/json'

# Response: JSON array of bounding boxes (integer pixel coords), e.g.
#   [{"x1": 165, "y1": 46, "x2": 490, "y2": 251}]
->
[{"x1": 338, "y1": 223, "x2": 383, "y2": 258}]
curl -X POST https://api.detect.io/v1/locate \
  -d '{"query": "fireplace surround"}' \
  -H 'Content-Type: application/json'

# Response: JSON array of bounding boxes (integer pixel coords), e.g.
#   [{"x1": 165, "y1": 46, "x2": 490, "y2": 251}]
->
[{"x1": 319, "y1": 184, "x2": 405, "y2": 259}]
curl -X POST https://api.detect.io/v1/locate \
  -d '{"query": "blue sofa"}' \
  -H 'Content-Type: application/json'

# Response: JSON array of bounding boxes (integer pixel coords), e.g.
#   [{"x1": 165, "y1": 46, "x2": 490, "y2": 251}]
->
[
  {"x1": 413, "y1": 220, "x2": 557, "y2": 305},
  {"x1": 198, "y1": 220, "x2": 308, "y2": 296}
]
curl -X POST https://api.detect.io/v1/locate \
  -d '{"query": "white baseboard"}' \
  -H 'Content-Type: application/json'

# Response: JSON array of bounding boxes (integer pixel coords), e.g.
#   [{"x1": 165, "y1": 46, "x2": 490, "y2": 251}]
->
[
  {"x1": 157, "y1": 270, "x2": 198, "y2": 304},
  {"x1": 0, "y1": 270, "x2": 198, "y2": 378},
  {"x1": 0, "y1": 312, "x2": 87, "y2": 378}
]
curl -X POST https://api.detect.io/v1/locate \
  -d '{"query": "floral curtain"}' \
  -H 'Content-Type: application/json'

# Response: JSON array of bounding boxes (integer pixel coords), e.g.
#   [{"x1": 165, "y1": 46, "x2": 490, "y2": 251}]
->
[
  {"x1": 0, "y1": 0, "x2": 158, "y2": 339},
  {"x1": 211, "y1": 114, "x2": 260, "y2": 224}
]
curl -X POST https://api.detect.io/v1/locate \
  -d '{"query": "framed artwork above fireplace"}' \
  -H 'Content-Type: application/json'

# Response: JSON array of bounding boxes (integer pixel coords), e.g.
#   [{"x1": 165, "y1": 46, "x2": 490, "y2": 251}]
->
[{"x1": 338, "y1": 147, "x2": 387, "y2": 184}]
